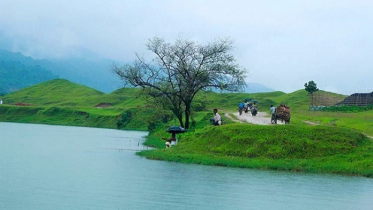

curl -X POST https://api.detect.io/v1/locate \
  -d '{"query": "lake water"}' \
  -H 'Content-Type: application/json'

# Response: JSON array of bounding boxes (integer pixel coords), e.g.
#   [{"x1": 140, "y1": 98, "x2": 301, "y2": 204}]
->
[{"x1": 1, "y1": 122, "x2": 372, "y2": 210}]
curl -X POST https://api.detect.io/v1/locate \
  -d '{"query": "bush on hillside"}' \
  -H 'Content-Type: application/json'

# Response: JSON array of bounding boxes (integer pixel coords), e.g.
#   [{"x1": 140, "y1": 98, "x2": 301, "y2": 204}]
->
[{"x1": 318, "y1": 105, "x2": 373, "y2": 112}]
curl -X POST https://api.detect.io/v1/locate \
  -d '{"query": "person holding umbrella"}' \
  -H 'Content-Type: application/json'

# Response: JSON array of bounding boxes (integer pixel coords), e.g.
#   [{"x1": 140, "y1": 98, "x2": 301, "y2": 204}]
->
[{"x1": 162, "y1": 126, "x2": 186, "y2": 148}]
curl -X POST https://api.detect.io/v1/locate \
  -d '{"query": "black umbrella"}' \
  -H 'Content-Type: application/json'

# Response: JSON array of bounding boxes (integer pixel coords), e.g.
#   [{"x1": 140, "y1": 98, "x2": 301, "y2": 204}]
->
[{"x1": 166, "y1": 126, "x2": 186, "y2": 134}]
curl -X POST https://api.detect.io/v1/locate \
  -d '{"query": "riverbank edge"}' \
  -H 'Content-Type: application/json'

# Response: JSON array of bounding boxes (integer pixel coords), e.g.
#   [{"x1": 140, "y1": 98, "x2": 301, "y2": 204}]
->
[
  {"x1": 138, "y1": 124, "x2": 373, "y2": 178},
  {"x1": 137, "y1": 149, "x2": 373, "y2": 178},
  {"x1": 1, "y1": 106, "x2": 372, "y2": 178}
]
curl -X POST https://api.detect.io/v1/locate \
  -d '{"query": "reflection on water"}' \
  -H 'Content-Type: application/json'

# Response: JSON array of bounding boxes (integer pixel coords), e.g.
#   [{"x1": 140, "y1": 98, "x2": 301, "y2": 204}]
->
[{"x1": 1, "y1": 122, "x2": 372, "y2": 210}]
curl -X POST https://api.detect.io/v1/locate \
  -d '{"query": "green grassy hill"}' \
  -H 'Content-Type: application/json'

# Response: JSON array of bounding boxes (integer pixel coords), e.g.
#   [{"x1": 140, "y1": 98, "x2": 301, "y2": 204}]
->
[
  {"x1": 2, "y1": 79, "x2": 104, "y2": 106},
  {"x1": 0, "y1": 79, "x2": 150, "y2": 130}
]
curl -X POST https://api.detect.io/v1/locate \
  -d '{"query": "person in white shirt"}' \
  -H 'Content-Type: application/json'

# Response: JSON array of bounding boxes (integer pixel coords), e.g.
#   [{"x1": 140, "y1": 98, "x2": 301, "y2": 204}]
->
[
  {"x1": 213, "y1": 108, "x2": 222, "y2": 126},
  {"x1": 162, "y1": 133, "x2": 177, "y2": 148}
]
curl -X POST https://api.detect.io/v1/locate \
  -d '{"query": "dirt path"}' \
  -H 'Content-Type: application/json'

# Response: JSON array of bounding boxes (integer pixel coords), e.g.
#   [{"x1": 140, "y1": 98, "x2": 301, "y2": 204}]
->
[
  {"x1": 224, "y1": 112, "x2": 373, "y2": 139},
  {"x1": 225, "y1": 111, "x2": 284, "y2": 125}
]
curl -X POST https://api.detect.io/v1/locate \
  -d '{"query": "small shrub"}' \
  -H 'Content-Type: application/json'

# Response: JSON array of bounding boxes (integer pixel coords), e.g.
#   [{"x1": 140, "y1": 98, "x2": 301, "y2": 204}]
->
[{"x1": 319, "y1": 105, "x2": 373, "y2": 112}]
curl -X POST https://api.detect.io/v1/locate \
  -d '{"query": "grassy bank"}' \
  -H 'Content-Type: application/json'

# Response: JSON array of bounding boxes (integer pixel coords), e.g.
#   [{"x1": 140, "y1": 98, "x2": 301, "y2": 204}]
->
[
  {"x1": 138, "y1": 124, "x2": 373, "y2": 177},
  {"x1": 0, "y1": 105, "x2": 154, "y2": 130}
]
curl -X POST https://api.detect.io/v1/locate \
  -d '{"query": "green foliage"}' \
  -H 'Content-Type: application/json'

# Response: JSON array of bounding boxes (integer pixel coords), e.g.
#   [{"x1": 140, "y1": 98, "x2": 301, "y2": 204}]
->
[
  {"x1": 116, "y1": 110, "x2": 134, "y2": 129},
  {"x1": 304, "y1": 80, "x2": 319, "y2": 94},
  {"x1": 304, "y1": 80, "x2": 319, "y2": 107},
  {"x1": 191, "y1": 95, "x2": 208, "y2": 112},
  {"x1": 319, "y1": 105, "x2": 373, "y2": 112}
]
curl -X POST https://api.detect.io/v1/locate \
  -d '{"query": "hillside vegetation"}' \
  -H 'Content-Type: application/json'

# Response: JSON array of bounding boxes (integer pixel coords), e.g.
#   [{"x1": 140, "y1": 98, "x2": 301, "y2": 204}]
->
[
  {"x1": 0, "y1": 79, "x2": 150, "y2": 130},
  {"x1": 1, "y1": 79, "x2": 372, "y2": 177}
]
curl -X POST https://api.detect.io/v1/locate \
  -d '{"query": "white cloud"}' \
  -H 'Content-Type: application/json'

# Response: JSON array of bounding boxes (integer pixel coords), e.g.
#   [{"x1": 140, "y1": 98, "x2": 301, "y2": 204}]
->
[{"x1": 0, "y1": 0, "x2": 372, "y2": 94}]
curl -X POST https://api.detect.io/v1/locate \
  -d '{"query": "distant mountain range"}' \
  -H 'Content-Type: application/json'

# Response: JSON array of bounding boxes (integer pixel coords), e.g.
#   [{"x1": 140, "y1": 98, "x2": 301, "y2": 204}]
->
[
  {"x1": 0, "y1": 50, "x2": 58, "y2": 94},
  {"x1": 0, "y1": 49, "x2": 122, "y2": 94},
  {"x1": 0, "y1": 49, "x2": 274, "y2": 95},
  {"x1": 244, "y1": 83, "x2": 275, "y2": 93}
]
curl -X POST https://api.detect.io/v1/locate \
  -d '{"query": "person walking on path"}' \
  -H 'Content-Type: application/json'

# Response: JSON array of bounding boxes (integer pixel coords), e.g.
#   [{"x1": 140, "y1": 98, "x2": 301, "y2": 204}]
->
[
  {"x1": 238, "y1": 102, "x2": 244, "y2": 115},
  {"x1": 213, "y1": 108, "x2": 222, "y2": 126},
  {"x1": 270, "y1": 105, "x2": 276, "y2": 124},
  {"x1": 251, "y1": 102, "x2": 258, "y2": 116},
  {"x1": 252, "y1": 102, "x2": 258, "y2": 109}
]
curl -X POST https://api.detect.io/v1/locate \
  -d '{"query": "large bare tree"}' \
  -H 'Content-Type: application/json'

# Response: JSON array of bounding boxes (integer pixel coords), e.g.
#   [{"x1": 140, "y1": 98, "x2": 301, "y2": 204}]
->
[{"x1": 113, "y1": 37, "x2": 247, "y2": 129}]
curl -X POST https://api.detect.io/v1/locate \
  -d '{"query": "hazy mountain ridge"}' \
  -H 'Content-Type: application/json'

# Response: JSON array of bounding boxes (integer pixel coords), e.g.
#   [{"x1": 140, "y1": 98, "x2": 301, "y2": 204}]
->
[
  {"x1": 245, "y1": 83, "x2": 275, "y2": 93},
  {"x1": 0, "y1": 50, "x2": 58, "y2": 94},
  {"x1": 43, "y1": 57, "x2": 122, "y2": 93},
  {"x1": 0, "y1": 49, "x2": 123, "y2": 94},
  {"x1": 0, "y1": 49, "x2": 275, "y2": 95}
]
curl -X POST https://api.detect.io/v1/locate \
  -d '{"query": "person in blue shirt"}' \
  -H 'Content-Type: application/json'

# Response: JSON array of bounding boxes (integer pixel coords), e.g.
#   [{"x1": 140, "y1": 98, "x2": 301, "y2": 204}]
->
[{"x1": 238, "y1": 102, "x2": 244, "y2": 115}]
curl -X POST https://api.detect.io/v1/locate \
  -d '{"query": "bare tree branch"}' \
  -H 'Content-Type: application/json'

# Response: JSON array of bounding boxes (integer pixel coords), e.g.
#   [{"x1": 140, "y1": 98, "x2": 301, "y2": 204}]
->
[{"x1": 113, "y1": 37, "x2": 247, "y2": 128}]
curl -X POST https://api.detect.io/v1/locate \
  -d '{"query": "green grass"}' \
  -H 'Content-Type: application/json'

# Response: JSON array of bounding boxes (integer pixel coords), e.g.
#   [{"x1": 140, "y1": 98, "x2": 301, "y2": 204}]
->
[
  {"x1": 291, "y1": 109, "x2": 373, "y2": 136},
  {"x1": 138, "y1": 124, "x2": 373, "y2": 177}
]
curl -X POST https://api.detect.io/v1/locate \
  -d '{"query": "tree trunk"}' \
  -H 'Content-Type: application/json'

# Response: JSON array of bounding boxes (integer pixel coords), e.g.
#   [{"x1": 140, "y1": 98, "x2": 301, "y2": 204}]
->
[
  {"x1": 170, "y1": 106, "x2": 184, "y2": 128},
  {"x1": 178, "y1": 116, "x2": 184, "y2": 128},
  {"x1": 184, "y1": 103, "x2": 191, "y2": 129},
  {"x1": 176, "y1": 112, "x2": 184, "y2": 128}
]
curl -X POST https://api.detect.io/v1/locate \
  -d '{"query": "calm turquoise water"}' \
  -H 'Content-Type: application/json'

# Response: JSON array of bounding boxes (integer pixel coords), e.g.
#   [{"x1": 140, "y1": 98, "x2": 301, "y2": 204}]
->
[{"x1": 1, "y1": 122, "x2": 372, "y2": 210}]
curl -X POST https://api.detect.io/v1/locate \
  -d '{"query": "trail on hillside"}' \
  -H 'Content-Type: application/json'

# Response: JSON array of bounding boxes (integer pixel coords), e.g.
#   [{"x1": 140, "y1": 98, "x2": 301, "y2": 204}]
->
[
  {"x1": 225, "y1": 111, "x2": 285, "y2": 125},
  {"x1": 224, "y1": 112, "x2": 373, "y2": 139}
]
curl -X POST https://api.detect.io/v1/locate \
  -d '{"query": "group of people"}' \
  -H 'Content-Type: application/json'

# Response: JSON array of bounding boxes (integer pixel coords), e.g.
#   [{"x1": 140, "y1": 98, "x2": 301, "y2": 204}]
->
[
  {"x1": 238, "y1": 101, "x2": 258, "y2": 116},
  {"x1": 215, "y1": 104, "x2": 277, "y2": 126},
  {"x1": 162, "y1": 105, "x2": 281, "y2": 148},
  {"x1": 162, "y1": 108, "x2": 222, "y2": 148}
]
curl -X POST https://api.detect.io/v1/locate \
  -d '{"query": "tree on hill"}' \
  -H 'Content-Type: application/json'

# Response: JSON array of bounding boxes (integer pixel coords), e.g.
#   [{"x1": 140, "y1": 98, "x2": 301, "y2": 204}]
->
[
  {"x1": 304, "y1": 80, "x2": 319, "y2": 107},
  {"x1": 113, "y1": 37, "x2": 247, "y2": 129}
]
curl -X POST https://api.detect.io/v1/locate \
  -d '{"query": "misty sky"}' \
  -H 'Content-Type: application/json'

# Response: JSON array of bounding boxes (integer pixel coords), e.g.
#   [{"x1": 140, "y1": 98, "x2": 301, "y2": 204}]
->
[{"x1": 0, "y1": 0, "x2": 372, "y2": 95}]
